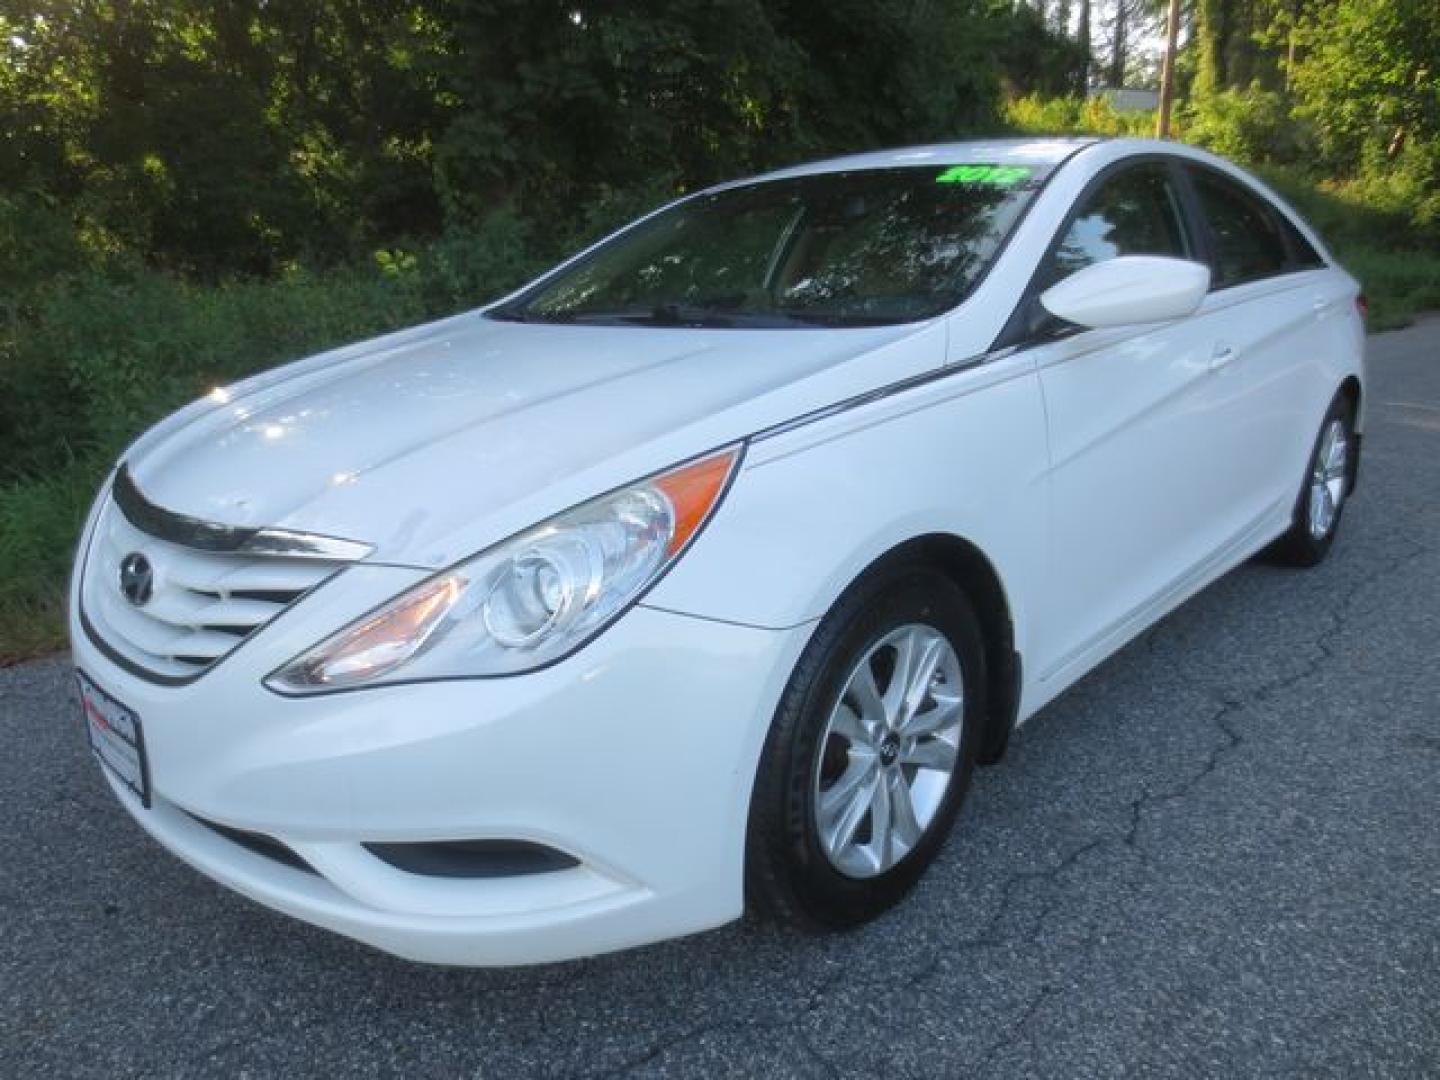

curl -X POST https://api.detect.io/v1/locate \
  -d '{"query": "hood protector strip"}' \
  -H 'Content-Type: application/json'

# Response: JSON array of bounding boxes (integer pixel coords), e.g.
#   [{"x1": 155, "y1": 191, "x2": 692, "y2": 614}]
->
[{"x1": 113, "y1": 465, "x2": 373, "y2": 562}]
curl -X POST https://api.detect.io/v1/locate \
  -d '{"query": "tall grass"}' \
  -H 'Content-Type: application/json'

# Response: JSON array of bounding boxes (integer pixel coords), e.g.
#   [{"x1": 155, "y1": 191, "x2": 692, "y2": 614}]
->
[{"x1": 0, "y1": 461, "x2": 96, "y2": 659}]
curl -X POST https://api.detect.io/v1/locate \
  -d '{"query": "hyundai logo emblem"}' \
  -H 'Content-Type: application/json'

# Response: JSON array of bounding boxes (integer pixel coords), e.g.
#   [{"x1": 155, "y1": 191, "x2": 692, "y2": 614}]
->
[
  {"x1": 118, "y1": 552, "x2": 154, "y2": 606},
  {"x1": 879, "y1": 735, "x2": 900, "y2": 767}
]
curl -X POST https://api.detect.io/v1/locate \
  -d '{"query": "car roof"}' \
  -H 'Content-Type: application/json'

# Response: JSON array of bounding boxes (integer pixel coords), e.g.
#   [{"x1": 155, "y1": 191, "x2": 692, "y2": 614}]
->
[
  {"x1": 708, "y1": 138, "x2": 1101, "y2": 191},
  {"x1": 668, "y1": 136, "x2": 1332, "y2": 265}
]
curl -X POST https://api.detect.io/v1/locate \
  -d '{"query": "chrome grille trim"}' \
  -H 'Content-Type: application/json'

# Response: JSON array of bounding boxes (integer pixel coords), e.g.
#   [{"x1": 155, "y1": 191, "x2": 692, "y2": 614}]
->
[
  {"x1": 112, "y1": 465, "x2": 373, "y2": 562},
  {"x1": 79, "y1": 475, "x2": 368, "y2": 684}
]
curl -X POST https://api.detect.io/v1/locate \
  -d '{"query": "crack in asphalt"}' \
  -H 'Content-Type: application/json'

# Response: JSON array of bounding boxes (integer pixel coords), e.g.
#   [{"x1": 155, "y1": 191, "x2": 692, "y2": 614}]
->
[
  {"x1": 962, "y1": 534, "x2": 1437, "y2": 1066},
  {"x1": 1121, "y1": 533, "x2": 1433, "y2": 856},
  {"x1": 975, "y1": 981, "x2": 1063, "y2": 1074},
  {"x1": 1118, "y1": 693, "x2": 1244, "y2": 857},
  {"x1": 593, "y1": 534, "x2": 1437, "y2": 1077}
]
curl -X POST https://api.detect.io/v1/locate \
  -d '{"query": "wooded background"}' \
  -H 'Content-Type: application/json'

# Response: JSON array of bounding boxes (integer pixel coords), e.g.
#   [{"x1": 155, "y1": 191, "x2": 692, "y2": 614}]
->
[
  {"x1": 2, "y1": 0, "x2": 1438, "y2": 656},
  {"x1": 5, "y1": 2, "x2": 1437, "y2": 276}
]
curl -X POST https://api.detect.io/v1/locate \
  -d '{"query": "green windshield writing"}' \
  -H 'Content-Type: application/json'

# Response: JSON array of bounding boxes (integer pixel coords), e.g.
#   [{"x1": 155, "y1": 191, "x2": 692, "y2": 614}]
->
[{"x1": 935, "y1": 164, "x2": 1033, "y2": 186}]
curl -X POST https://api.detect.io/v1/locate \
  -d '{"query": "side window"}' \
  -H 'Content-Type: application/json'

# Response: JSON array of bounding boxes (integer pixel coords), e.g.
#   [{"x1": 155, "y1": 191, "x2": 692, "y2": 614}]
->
[
  {"x1": 1190, "y1": 168, "x2": 1290, "y2": 287},
  {"x1": 1043, "y1": 164, "x2": 1191, "y2": 286},
  {"x1": 1275, "y1": 213, "x2": 1326, "y2": 270}
]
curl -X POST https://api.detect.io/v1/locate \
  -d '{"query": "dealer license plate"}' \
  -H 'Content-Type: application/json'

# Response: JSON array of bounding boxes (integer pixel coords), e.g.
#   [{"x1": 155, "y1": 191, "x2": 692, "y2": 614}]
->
[{"x1": 77, "y1": 670, "x2": 150, "y2": 806}]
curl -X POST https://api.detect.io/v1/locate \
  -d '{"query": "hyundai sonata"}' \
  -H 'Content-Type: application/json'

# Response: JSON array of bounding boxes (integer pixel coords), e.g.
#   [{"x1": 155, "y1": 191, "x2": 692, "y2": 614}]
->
[{"x1": 71, "y1": 137, "x2": 1364, "y2": 965}]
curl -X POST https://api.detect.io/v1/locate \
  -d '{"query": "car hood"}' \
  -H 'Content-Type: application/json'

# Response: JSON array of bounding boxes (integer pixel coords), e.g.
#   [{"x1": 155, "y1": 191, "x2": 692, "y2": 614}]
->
[{"x1": 124, "y1": 311, "x2": 944, "y2": 568}]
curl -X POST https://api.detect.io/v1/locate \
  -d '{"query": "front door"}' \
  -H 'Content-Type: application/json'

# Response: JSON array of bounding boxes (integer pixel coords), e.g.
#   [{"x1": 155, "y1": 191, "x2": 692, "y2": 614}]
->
[{"x1": 1027, "y1": 161, "x2": 1248, "y2": 687}]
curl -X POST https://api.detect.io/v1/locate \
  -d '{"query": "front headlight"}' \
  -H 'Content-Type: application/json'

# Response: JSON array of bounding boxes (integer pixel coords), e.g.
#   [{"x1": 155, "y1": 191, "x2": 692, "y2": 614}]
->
[{"x1": 266, "y1": 445, "x2": 742, "y2": 693}]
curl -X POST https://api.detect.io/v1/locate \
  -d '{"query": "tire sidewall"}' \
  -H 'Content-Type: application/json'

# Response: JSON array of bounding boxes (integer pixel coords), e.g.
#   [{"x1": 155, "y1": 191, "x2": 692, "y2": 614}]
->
[
  {"x1": 1289, "y1": 393, "x2": 1357, "y2": 562},
  {"x1": 755, "y1": 565, "x2": 986, "y2": 928}
]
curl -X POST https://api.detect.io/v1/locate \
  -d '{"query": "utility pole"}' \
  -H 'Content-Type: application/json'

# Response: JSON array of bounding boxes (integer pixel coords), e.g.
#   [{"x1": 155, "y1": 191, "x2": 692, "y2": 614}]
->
[{"x1": 1156, "y1": 0, "x2": 1182, "y2": 138}]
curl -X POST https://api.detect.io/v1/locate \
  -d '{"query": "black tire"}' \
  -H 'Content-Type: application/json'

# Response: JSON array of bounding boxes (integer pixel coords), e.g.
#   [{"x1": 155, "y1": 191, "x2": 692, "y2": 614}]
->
[
  {"x1": 1267, "y1": 391, "x2": 1357, "y2": 568},
  {"x1": 745, "y1": 562, "x2": 986, "y2": 930}
]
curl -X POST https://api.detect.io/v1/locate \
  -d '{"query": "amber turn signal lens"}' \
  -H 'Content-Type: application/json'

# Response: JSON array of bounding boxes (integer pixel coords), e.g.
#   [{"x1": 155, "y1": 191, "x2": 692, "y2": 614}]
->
[{"x1": 654, "y1": 448, "x2": 742, "y2": 556}]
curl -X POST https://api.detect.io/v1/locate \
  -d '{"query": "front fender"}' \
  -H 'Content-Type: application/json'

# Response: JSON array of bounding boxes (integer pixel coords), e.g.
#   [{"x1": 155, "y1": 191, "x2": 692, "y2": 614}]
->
[{"x1": 643, "y1": 351, "x2": 1049, "y2": 665}]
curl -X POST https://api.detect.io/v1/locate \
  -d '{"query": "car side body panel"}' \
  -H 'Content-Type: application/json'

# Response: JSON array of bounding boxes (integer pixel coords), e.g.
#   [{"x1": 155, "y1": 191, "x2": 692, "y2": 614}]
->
[
  {"x1": 650, "y1": 138, "x2": 1366, "y2": 734},
  {"x1": 1027, "y1": 309, "x2": 1252, "y2": 684},
  {"x1": 1212, "y1": 270, "x2": 1365, "y2": 500}
]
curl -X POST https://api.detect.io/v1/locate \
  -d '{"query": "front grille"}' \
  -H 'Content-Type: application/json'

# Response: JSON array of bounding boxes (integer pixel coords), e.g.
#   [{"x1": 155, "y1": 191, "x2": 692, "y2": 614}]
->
[{"x1": 80, "y1": 490, "x2": 348, "y2": 682}]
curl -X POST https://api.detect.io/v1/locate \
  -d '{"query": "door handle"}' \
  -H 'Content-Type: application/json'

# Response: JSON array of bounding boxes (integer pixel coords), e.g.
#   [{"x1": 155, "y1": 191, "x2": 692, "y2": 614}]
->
[{"x1": 1210, "y1": 343, "x2": 1236, "y2": 371}]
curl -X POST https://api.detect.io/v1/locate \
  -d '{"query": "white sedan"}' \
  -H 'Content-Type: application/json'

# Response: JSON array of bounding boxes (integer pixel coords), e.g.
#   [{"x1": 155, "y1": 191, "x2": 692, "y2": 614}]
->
[{"x1": 70, "y1": 137, "x2": 1365, "y2": 965}]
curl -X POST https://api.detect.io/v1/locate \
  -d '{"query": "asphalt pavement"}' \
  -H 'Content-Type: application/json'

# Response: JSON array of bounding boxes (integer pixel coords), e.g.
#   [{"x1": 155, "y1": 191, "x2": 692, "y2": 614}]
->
[{"x1": 3, "y1": 319, "x2": 1438, "y2": 1078}]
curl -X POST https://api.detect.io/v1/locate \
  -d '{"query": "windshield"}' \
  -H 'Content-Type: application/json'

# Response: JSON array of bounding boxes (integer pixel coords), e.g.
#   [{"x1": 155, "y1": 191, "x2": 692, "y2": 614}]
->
[{"x1": 492, "y1": 164, "x2": 1050, "y2": 329}]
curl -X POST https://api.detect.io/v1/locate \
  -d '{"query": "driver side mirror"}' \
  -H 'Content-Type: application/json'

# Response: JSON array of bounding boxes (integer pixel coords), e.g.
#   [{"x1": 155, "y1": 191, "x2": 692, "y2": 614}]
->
[{"x1": 1039, "y1": 255, "x2": 1211, "y2": 330}]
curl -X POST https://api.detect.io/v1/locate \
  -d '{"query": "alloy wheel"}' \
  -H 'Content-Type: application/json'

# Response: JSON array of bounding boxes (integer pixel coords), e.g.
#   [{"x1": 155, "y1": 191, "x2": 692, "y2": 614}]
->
[
  {"x1": 1308, "y1": 417, "x2": 1349, "y2": 539},
  {"x1": 812, "y1": 623, "x2": 964, "y2": 879}
]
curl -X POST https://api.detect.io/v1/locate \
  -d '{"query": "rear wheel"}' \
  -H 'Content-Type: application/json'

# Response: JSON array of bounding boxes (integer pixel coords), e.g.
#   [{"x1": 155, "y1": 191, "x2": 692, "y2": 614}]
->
[
  {"x1": 746, "y1": 564, "x2": 985, "y2": 929},
  {"x1": 1268, "y1": 392, "x2": 1356, "y2": 567}
]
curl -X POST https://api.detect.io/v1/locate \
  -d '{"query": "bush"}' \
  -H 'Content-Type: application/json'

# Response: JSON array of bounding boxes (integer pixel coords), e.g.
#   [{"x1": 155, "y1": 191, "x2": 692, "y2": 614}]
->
[
  {"x1": 1340, "y1": 249, "x2": 1440, "y2": 331},
  {"x1": 0, "y1": 459, "x2": 96, "y2": 660},
  {"x1": 1, "y1": 266, "x2": 432, "y2": 482},
  {"x1": 1005, "y1": 94, "x2": 1154, "y2": 138},
  {"x1": 0, "y1": 193, "x2": 93, "y2": 300},
  {"x1": 1261, "y1": 164, "x2": 1440, "y2": 253},
  {"x1": 1182, "y1": 88, "x2": 1307, "y2": 167},
  {"x1": 1252, "y1": 164, "x2": 1440, "y2": 329},
  {"x1": 1334, "y1": 143, "x2": 1440, "y2": 242},
  {"x1": 0, "y1": 264, "x2": 441, "y2": 658},
  {"x1": 398, "y1": 210, "x2": 549, "y2": 314}
]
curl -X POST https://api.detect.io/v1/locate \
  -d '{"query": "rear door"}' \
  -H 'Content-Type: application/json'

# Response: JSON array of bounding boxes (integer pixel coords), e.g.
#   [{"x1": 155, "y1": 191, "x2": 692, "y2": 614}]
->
[{"x1": 1182, "y1": 164, "x2": 1352, "y2": 517}]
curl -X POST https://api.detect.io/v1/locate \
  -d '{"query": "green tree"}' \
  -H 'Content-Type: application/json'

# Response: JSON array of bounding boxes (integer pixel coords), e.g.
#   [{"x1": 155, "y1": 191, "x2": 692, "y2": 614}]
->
[
  {"x1": 0, "y1": 0, "x2": 1100, "y2": 274},
  {"x1": 1291, "y1": 0, "x2": 1439, "y2": 172}
]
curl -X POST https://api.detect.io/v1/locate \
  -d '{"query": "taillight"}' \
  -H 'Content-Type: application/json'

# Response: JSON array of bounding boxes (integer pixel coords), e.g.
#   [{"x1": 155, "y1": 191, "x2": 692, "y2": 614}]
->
[{"x1": 1356, "y1": 294, "x2": 1369, "y2": 320}]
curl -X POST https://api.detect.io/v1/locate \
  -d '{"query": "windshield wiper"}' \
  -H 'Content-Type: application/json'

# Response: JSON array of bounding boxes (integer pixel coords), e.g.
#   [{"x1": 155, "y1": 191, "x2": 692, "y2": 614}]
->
[
  {"x1": 504, "y1": 296, "x2": 904, "y2": 329},
  {"x1": 638, "y1": 302, "x2": 739, "y2": 327},
  {"x1": 539, "y1": 300, "x2": 803, "y2": 329},
  {"x1": 779, "y1": 312, "x2": 902, "y2": 328},
  {"x1": 534, "y1": 307, "x2": 728, "y2": 327}
]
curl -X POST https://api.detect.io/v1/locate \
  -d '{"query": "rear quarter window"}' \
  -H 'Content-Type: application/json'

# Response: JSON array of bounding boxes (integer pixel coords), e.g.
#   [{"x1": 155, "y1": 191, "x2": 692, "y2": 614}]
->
[
  {"x1": 1189, "y1": 167, "x2": 1292, "y2": 288},
  {"x1": 1274, "y1": 212, "x2": 1327, "y2": 270}
]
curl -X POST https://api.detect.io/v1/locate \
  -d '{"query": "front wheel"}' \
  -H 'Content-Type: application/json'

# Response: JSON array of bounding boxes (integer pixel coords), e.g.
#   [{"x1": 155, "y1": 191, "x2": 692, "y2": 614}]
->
[
  {"x1": 1268, "y1": 392, "x2": 1356, "y2": 567},
  {"x1": 745, "y1": 564, "x2": 985, "y2": 929}
]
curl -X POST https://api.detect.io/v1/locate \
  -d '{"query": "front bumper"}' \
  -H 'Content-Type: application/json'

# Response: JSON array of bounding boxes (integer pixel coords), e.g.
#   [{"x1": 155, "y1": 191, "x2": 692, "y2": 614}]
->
[{"x1": 70, "y1": 561, "x2": 810, "y2": 966}]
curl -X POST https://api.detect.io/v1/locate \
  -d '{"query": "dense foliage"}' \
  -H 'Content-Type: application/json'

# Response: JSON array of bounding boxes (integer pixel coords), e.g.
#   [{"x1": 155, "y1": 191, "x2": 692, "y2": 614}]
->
[
  {"x1": 0, "y1": 1, "x2": 1090, "y2": 275},
  {"x1": 1, "y1": 0, "x2": 1437, "y2": 657}
]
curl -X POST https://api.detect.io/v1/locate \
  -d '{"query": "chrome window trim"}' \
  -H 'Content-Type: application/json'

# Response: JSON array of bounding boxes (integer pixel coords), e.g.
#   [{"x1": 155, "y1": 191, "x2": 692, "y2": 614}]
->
[{"x1": 113, "y1": 465, "x2": 373, "y2": 562}]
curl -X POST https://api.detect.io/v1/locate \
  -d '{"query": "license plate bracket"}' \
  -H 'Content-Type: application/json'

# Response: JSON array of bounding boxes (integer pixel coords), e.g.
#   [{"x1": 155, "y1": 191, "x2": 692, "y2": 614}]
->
[{"x1": 77, "y1": 670, "x2": 151, "y2": 807}]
